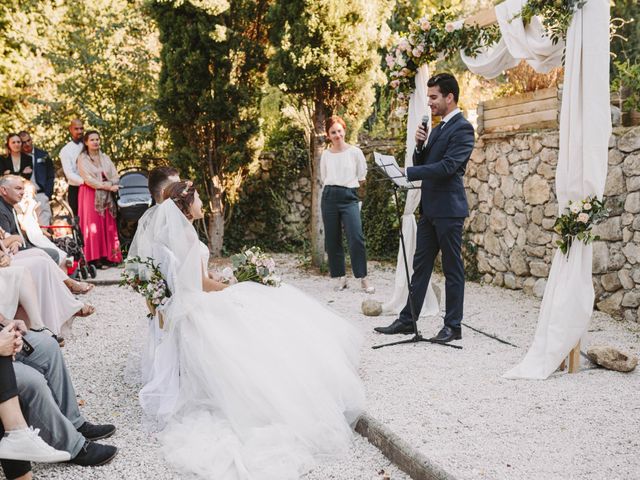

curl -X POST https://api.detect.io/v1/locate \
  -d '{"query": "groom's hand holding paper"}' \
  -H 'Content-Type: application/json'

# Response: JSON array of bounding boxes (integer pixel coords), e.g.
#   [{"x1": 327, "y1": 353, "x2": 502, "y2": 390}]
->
[{"x1": 373, "y1": 152, "x2": 417, "y2": 189}]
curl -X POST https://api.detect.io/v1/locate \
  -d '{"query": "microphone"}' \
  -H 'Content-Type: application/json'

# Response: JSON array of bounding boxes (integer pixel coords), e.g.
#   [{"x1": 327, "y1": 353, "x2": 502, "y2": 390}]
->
[{"x1": 416, "y1": 114, "x2": 430, "y2": 151}]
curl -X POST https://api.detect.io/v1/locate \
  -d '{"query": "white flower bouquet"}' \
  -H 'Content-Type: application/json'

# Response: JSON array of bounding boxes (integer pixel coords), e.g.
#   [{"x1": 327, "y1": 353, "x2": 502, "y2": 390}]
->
[
  {"x1": 120, "y1": 256, "x2": 172, "y2": 309},
  {"x1": 227, "y1": 247, "x2": 281, "y2": 287}
]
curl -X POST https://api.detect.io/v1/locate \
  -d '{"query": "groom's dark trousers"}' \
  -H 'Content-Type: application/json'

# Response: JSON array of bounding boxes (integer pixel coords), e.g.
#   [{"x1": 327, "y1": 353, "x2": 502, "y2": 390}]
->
[{"x1": 398, "y1": 112, "x2": 475, "y2": 330}]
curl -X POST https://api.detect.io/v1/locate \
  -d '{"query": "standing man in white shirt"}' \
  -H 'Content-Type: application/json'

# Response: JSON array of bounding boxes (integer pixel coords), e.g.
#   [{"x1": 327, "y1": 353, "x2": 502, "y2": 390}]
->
[{"x1": 59, "y1": 119, "x2": 85, "y2": 217}]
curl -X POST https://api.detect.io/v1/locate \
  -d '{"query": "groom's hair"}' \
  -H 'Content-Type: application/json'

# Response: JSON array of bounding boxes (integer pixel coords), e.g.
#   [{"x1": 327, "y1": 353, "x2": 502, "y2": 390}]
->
[
  {"x1": 427, "y1": 73, "x2": 459, "y2": 103},
  {"x1": 149, "y1": 166, "x2": 179, "y2": 204}
]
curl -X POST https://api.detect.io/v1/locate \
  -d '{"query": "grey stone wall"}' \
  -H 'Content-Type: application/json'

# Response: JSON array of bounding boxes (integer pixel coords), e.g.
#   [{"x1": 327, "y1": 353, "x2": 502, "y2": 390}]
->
[{"x1": 465, "y1": 126, "x2": 640, "y2": 323}]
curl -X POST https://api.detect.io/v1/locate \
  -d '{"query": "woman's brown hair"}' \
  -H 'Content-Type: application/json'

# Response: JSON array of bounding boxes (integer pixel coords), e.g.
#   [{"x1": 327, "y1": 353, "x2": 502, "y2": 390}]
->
[
  {"x1": 5, "y1": 133, "x2": 20, "y2": 156},
  {"x1": 324, "y1": 115, "x2": 346, "y2": 135},
  {"x1": 163, "y1": 180, "x2": 197, "y2": 220}
]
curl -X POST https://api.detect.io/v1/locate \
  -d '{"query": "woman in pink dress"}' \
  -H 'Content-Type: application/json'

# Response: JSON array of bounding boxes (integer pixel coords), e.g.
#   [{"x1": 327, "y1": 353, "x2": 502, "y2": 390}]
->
[{"x1": 77, "y1": 131, "x2": 122, "y2": 268}]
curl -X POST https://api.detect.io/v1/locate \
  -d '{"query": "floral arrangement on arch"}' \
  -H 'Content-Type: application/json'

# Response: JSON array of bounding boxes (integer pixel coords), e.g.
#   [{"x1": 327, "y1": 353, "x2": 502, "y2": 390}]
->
[
  {"x1": 222, "y1": 246, "x2": 281, "y2": 287},
  {"x1": 553, "y1": 196, "x2": 609, "y2": 256},
  {"x1": 385, "y1": 10, "x2": 500, "y2": 101},
  {"x1": 384, "y1": 3, "x2": 587, "y2": 111}
]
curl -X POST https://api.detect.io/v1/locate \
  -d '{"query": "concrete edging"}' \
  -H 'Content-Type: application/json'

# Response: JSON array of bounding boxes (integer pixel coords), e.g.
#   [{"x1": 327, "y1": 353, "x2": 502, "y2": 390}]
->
[{"x1": 356, "y1": 413, "x2": 457, "y2": 480}]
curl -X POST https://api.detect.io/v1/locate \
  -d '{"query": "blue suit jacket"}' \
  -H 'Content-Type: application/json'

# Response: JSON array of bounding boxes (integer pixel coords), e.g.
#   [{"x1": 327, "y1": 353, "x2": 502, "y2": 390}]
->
[
  {"x1": 32, "y1": 147, "x2": 55, "y2": 199},
  {"x1": 406, "y1": 112, "x2": 475, "y2": 218}
]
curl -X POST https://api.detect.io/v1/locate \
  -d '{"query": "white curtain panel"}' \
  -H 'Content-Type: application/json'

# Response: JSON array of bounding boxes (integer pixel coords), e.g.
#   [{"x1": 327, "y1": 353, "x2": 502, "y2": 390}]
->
[
  {"x1": 461, "y1": 0, "x2": 564, "y2": 76},
  {"x1": 505, "y1": 0, "x2": 611, "y2": 379},
  {"x1": 382, "y1": 64, "x2": 439, "y2": 317}
]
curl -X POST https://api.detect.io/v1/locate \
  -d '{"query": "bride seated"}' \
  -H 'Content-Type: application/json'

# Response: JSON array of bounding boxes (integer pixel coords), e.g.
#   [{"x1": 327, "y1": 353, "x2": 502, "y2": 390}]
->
[{"x1": 136, "y1": 181, "x2": 365, "y2": 480}]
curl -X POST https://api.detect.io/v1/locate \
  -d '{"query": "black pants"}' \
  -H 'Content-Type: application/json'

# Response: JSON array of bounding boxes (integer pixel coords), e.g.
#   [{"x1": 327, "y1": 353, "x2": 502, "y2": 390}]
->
[
  {"x1": 0, "y1": 357, "x2": 31, "y2": 479},
  {"x1": 67, "y1": 185, "x2": 79, "y2": 218},
  {"x1": 399, "y1": 215, "x2": 465, "y2": 329},
  {"x1": 320, "y1": 185, "x2": 368, "y2": 278}
]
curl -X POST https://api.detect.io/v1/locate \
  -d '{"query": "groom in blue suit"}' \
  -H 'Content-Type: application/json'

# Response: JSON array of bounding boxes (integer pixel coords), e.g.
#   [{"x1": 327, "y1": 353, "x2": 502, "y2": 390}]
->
[{"x1": 375, "y1": 73, "x2": 475, "y2": 343}]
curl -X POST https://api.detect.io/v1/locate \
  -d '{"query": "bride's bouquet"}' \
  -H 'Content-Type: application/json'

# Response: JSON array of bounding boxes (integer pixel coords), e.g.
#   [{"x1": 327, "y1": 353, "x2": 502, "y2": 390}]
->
[
  {"x1": 120, "y1": 256, "x2": 172, "y2": 310},
  {"x1": 223, "y1": 246, "x2": 281, "y2": 287}
]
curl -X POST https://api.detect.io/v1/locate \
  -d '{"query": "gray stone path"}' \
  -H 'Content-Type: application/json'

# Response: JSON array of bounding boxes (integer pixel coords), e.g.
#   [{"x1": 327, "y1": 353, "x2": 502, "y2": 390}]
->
[{"x1": 33, "y1": 256, "x2": 639, "y2": 479}]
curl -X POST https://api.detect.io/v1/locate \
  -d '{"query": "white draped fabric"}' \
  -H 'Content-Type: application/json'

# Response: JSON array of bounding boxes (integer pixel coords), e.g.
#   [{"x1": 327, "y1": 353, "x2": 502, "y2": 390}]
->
[
  {"x1": 505, "y1": 0, "x2": 611, "y2": 379},
  {"x1": 461, "y1": 0, "x2": 564, "y2": 77},
  {"x1": 382, "y1": 64, "x2": 439, "y2": 317}
]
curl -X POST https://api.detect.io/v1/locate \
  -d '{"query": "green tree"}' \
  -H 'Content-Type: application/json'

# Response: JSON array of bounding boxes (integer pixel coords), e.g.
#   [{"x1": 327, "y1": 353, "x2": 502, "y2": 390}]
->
[
  {"x1": 268, "y1": 0, "x2": 394, "y2": 266},
  {"x1": 149, "y1": 0, "x2": 270, "y2": 254}
]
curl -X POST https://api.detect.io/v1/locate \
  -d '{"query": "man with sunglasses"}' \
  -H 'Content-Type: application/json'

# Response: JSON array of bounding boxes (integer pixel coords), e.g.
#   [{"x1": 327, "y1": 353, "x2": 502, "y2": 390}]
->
[{"x1": 375, "y1": 73, "x2": 475, "y2": 343}]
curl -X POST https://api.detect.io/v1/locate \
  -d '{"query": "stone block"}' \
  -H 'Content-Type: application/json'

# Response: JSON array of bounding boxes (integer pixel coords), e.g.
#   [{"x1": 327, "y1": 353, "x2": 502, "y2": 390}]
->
[
  {"x1": 622, "y1": 242, "x2": 640, "y2": 264},
  {"x1": 623, "y1": 153, "x2": 640, "y2": 176},
  {"x1": 488, "y1": 174, "x2": 500, "y2": 189},
  {"x1": 525, "y1": 245, "x2": 546, "y2": 258},
  {"x1": 523, "y1": 277, "x2": 536, "y2": 295},
  {"x1": 492, "y1": 272, "x2": 504, "y2": 286},
  {"x1": 361, "y1": 299, "x2": 382, "y2": 316},
  {"x1": 512, "y1": 164, "x2": 529, "y2": 181},
  {"x1": 470, "y1": 148, "x2": 485, "y2": 164},
  {"x1": 468, "y1": 178, "x2": 481, "y2": 193},
  {"x1": 619, "y1": 269, "x2": 635, "y2": 289},
  {"x1": 541, "y1": 133, "x2": 559, "y2": 148},
  {"x1": 600, "y1": 272, "x2": 622, "y2": 292},
  {"x1": 528, "y1": 156, "x2": 540, "y2": 173},
  {"x1": 539, "y1": 147, "x2": 558, "y2": 165},
  {"x1": 500, "y1": 142, "x2": 514, "y2": 155},
  {"x1": 622, "y1": 212, "x2": 634, "y2": 226},
  {"x1": 529, "y1": 136, "x2": 543, "y2": 154},
  {"x1": 597, "y1": 291, "x2": 624, "y2": 317},
  {"x1": 484, "y1": 230, "x2": 502, "y2": 256},
  {"x1": 504, "y1": 273, "x2": 517, "y2": 289},
  {"x1": 529, "y1": 261, "x2": 549, "y2": 278},
  {"x1": 586, "y1": 346, "x2": 638, "y2": 372},
  {"x1": 536, "y1": 162, "x2": 555, "y2": 179},
  {"x1": 624, "y1": 192, "x2": 640, "y2": 213},
  {"x1": 623, "y1": 292, "x2": 640, "y2": 308},
  {"x1": 485, "y1": 143, "x2": 499, "y2": 162},
  {"x1": 489, "y1": 209, "x2": 507, "y2": 231},
  {"x1": 469, "y1": 213, "x2": 488, "y2": 232},
  {"x1": 513, "y1": 212, "x2": 527, "y2": 227},
  {"x1": 604, "y1": 166, "x2": 625, "y2": 195},
  {"x1": 627, "y1": 175, "x2": 640, "y2": 192},
  {"x1": 608, "y1": 149, "x2": 624, "y2": 166},
  {"x1": 509, "y1": 248, "x2": 529, "y2": 276},
  {"x1": 544, "y1": 202, "x2": 558, "y2": 217},
  {"x1": 541, "y1": 218, "x2": 556, "y2": 231},
  {"x1": 476, "y1": 165, "x2": 489, "y2": 181},
  {"x1": 592, "y1": 216, "x2": 623, "y2": 241},
  {"x1": 523, "y1": 175, "x2": 551, "y2": 205},
  {"x1": 592, "y1": 241, "x2": 609, "y2": 273},
  {"x1": 533, "y1": 278, "x2": 547, "y2": 298},
  {"x1": 478, "y1": 253, "x2": 492, "y2": 273},
  {"x1": 530, "y1": 206, "x2": 544, "y2": 225},
  {"x1": 623, "y1": 227, "x2": 633, "y2": 243},
  {"x1": 618, "y1": 126, "x2": 640, "y2": 153},
  {"x1": 501, "y1": 176, "x2": 515, "y2": 198},
  {"x1": 503, "y1": 230, "x2": 515, "y2": 248},
  {"x1": 495, "y1": 156, "x2": 509, "y2": 175},
  {"x1": 493, "y1": 190, "x2": 505, "y2": 208},
  {"x1": 526, "y1": 224, "x2": 552, "y2": 245}
]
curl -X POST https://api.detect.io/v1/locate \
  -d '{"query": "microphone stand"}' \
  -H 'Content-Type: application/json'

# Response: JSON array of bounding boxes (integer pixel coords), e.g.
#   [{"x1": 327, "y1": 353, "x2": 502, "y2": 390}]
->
[{"x1": 370, "y1": 160, "x2": 462, "y2": 350}]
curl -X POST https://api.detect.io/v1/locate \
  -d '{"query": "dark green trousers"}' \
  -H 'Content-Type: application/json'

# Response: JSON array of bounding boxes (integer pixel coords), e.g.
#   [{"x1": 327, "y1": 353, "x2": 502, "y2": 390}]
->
[{"x1": 321, "y1": 185, "x2": 368, "y2": 278}]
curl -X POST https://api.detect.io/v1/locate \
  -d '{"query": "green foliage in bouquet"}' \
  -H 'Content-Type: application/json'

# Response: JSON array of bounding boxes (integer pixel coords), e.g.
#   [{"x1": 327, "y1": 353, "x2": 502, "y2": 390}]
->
[
  {"x1": 119, "y1": 256, "x2": 171, "y2": 308},
  {"x1": 553, "y1": 196, "x2": 608, "y2": 256},
  {"x1": 230, "y1": 247, "x2": 281, "y2": 287}
]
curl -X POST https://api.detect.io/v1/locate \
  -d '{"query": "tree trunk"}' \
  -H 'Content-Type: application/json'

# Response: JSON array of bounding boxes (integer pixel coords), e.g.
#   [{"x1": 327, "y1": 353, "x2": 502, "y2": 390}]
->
[
  {"x1": 208, "y1": 175, "x2": 225, "y2": 256},
  {"x1": 310, "y1": 100, "x2": 326, "y2": 268}
]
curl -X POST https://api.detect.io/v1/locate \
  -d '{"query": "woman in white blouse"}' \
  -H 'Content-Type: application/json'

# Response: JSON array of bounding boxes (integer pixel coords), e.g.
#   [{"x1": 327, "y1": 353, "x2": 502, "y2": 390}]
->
[{"x1": 320, "y1": 116, "x2": 373, "y2": 293}]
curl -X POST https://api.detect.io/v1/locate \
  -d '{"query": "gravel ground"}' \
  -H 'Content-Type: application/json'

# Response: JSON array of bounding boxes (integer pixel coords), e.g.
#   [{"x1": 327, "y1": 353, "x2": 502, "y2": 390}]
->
[{"x1": 32, "y1": 257, "x2": 639, "y2": 480}]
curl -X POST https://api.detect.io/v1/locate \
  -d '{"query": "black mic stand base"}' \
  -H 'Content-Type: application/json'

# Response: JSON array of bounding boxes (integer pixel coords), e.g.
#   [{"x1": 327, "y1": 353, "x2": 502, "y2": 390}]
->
[{"x1": 372, "y1": 333, "x2": 463, "y2": 350}]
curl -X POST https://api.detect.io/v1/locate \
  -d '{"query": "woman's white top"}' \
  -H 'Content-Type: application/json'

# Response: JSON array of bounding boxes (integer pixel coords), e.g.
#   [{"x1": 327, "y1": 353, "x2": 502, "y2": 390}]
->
[{"x1": 320, "y1": 145, "x2": 367, "y2": 188}]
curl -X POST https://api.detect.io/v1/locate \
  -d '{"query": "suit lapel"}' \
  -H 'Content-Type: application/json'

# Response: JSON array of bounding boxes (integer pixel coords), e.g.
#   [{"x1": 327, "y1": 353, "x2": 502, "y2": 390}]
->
[{"x1": 424, "y1": 112, "x2": 464, "y2": 155}]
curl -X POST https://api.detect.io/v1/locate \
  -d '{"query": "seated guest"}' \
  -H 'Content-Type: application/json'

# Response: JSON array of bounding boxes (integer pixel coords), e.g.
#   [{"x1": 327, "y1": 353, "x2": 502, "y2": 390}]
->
[
  {"x1": 1, "y1": 238, "x2": 94, "y2": 338},
  {"x1": 15, "y1": 181, "x2": 69, "y2": 268},
  {"x1": 77, "y1": 131, "x2": 122, "y2": 269},
  {"x1": 0, "y1": 135, "x2": 32, "y2": 181},
  {"x1": 0, "y1": 317, "x2": 118, "y2": 473},
  {"x1": 0, "y1": 323, "x2": 71, "y2": 480},
  {"x1": 18, "y1": 132, "x2": 54, "y2": 226},
  {"x1": 0, "y1": 175, "x2": 58, "y2": 262}
]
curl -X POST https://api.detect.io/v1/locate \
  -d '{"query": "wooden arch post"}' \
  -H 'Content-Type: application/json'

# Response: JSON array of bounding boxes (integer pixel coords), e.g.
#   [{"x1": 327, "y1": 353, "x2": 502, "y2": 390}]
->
[{"x1": 461, "y1": 5, "x2": 581, "y2": 374}]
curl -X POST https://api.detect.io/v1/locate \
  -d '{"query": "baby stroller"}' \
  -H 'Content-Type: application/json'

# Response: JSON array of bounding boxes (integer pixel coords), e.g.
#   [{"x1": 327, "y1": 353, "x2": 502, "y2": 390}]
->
[
  {"x1": 48, "y1": 197, "x2": 97, "y2": 280},
  {"x1": 117, "y1": 168, "x2": 152, "y2": 253}
]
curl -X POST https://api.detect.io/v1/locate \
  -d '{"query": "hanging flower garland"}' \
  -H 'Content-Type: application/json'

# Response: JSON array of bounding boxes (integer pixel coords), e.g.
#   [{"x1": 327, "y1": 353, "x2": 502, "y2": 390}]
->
[
  {"x1": 384, "y1": 2, "x2": 587, "y2": 106},
  {"x1": 385, "y1": 10, "x2": 500, "y2": 99}
]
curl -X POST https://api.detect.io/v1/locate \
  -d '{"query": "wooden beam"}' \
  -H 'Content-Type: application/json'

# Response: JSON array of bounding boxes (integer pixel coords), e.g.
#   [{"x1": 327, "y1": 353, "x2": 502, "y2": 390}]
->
[
  {"x1": 464, "y1": 7, "x2": 497, "y2": 28},
  {"x1": 568, "y1": 341, "x2": 581, "y2": 374}
]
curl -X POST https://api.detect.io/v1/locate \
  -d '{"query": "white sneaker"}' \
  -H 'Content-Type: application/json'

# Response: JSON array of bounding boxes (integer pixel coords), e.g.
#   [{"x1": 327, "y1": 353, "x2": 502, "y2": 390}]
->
[{"x1": 0, "y1": 427, "x2": 71, "y2": 463}]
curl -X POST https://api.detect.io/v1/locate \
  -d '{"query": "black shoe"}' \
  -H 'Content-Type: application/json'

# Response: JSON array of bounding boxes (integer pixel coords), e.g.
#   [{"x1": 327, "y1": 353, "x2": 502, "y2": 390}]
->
[
  {"x1": 430, "y1": 326, "x2": 462, "y2": 343},
  {"x1": 70, "y1": 441, "x2": 118, "y2": 466},
  {"x1": 374, "y1": 319, "x2": 415, "y2": 335},
  {"x1": 77, "y1": 422, "x2": 116, "y2": 441}
]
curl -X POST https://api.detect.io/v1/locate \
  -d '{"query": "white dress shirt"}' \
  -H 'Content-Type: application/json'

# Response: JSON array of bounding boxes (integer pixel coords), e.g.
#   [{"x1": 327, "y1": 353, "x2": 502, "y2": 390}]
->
[
  {"x1": 440, "y1": 107, "x2": 461, "y2": 127},
  {"x1": 59, "y1": 141, "x2": 84, "y2": 186},
  {"x1": 320, "y1": 146, "x2": 367, "y2": 188}
]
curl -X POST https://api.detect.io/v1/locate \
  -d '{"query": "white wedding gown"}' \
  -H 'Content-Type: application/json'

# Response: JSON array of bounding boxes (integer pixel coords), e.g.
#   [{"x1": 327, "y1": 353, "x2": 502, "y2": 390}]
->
[{"x1": 133, "y1": 200, "x2": 365, "y2": 479}]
